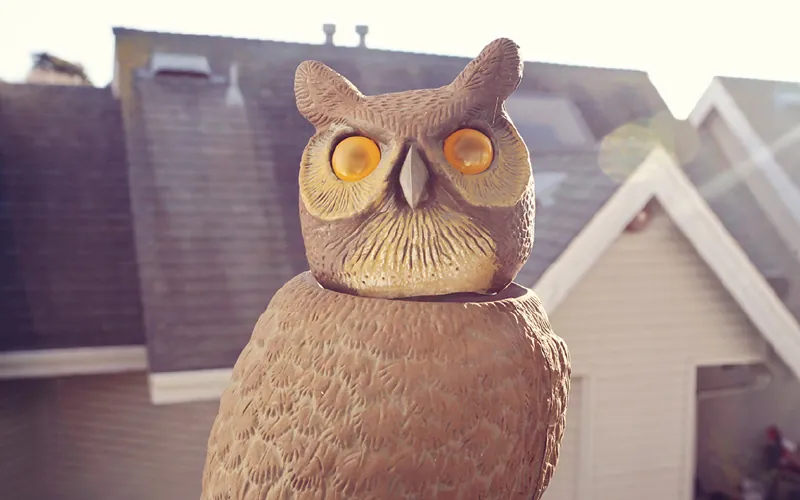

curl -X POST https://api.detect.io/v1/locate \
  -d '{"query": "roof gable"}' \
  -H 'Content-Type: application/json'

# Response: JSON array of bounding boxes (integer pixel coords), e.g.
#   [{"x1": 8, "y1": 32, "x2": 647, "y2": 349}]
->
[
  {"x1": 718, "y1": 76, "x2": 800, "y2": 146},
  {"x1": 682, "y1": 130, "x2": 799, "y2": 283},
  {"x1": 691, "y1": 77, "x2": 800, "y2": 201},
  {"x1": 534, "y1": 147, "x2": 800, "y2": 379},
  {"x1": 690, "y1": 78, "x2": 800, "y2": 256},
  {"x1": 689, "y1": 79, "x2": 800, "y2": 316}
]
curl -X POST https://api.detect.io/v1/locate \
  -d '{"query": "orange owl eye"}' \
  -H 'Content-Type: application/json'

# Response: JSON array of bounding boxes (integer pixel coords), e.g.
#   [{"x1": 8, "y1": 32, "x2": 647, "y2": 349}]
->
[
  {"x1": 331, "y1": 136, "x2": 381, "y2": 182},
  {"x1": 443, "y1": 128, "x2": 494, "y2": 175}
]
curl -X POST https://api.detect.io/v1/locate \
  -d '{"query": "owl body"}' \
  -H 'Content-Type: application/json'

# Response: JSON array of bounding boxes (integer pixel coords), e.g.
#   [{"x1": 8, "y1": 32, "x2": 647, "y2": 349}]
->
[
  {"x1": 201, "y1": 38, "x2": 571, "y2": 499},
  {"x1": 201, "y1": 272, "x2": 569, "y2": 500}
]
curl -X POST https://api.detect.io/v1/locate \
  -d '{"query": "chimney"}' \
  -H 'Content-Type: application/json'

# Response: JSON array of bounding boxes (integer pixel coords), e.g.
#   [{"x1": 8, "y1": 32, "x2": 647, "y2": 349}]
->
[
  {"x1": 323, "y1": 24, "x2": 336, "y2": 46},
  {"x1": 355, "y1": 25, "x2": 369, "y2": 48}
]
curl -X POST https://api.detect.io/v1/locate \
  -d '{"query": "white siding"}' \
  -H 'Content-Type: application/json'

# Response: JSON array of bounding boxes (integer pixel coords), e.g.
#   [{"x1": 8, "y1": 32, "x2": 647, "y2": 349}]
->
[
  {"x1": 0, "y1": 380, "x2": 40, "y2": 500},
  {"x1": 40, "y1": 372, "x2": 219, "y2": 500},
  {"x1": 549, "y1": 205, "x2": 766, "y2": 500}
]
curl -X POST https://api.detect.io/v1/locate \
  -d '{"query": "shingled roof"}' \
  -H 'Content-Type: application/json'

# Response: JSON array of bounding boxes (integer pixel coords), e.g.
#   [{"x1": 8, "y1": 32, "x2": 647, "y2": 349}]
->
[
  {"x1": 1, "y1": 28, "x2": 669, "y2": 376},
  {"x1": 0, "y1": 83, "x2": 143, "y2": 351},
  {"x1": 110, "y1": 28, "x2": 671, "y2": 373}
]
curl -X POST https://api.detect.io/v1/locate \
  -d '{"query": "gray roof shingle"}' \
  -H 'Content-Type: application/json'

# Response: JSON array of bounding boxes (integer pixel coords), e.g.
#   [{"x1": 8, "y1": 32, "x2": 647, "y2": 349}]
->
[
  {"x1": 0, "y1": 83, "x2": 144, "y2": 351},
  {"x1": 127, "y1": 72, "x2": 310, "y2": 371}
]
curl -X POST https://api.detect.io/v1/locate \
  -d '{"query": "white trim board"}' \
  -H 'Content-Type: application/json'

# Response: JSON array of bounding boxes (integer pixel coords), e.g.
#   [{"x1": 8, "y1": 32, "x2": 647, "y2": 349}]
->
[
  {"x1": 688, "y1": 77, "x2": 800, "y2": 257},
  {"x1": 149, "y1": 368, "x2": 232, "y2": 405},
  {"x1": 682, "y1": 366, "x2": 699, "y2": 500},
  {"x1": 533, "y1": 147, "x2": 800, "y2": 380},
  {"x1": 0, "y1": 345, "x2": 147, "y2": 379}
]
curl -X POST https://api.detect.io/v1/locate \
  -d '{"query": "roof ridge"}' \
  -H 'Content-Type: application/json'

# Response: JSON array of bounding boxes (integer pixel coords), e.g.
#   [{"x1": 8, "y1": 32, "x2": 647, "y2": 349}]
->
[
  {"x1": 111, "y1": 27, "x2": 651, "y2": 75},
  {"x1": 717, "y1": 75, "x2": 800, "y2": 86}
]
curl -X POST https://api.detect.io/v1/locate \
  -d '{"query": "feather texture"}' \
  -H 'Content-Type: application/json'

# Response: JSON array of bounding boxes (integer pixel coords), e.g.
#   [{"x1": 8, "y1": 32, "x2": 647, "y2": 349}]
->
[{"x1": 201, "y1": 273, "x2": 570, "y2": 500}]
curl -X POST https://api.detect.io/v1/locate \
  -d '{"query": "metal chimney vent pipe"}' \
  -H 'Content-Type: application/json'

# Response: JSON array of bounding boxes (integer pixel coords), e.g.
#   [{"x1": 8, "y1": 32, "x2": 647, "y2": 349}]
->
[
  {"x1": 355, "y1": 25, "x2": 369, "y2": 48},
  {"x1": 323, "y1": 24, "x2": 336, "y2": 46}
]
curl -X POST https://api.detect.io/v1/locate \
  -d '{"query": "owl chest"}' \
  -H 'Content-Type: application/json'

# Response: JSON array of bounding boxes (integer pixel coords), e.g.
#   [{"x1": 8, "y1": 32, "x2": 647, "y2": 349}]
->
[
  {"x1": 210, "y1": 285, "x2": 565, "y2": 499},
  {"x1": 236, "y1": 300, "x2": 543, "y2": 448}
]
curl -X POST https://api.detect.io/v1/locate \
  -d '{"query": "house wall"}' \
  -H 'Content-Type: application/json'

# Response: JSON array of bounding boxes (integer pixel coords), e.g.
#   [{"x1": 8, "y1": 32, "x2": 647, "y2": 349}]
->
[
  {"x1": 38, "y1": 372, "x2": 218, "y2": 500},
  {"x1": 548, "y1": 206, "x2": 766, "y2": 500},
  {"x1": 0, "y1": 380, "x2": 40, "y2": 500}
]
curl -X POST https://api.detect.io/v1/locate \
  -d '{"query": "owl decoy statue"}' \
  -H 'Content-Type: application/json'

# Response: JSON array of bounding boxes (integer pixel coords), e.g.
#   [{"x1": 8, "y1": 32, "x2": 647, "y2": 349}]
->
[{"x1": 201, "y1": 38, "x2": 571, "y2": 500}]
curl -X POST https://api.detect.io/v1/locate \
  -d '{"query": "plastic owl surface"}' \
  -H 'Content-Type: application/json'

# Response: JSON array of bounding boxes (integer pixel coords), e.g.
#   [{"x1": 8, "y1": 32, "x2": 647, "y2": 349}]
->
[
  {"x1": 294, "y1": 38, "x2": 534, "y2": 299},
  {"x1": 201, "y1": 38, "x2": 571, "y2": 500}
]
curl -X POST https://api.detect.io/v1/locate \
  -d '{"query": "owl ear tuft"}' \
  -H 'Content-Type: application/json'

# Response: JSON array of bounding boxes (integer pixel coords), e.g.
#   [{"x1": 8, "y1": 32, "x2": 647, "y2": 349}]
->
[
  {"x1": 295, "y1": 61, "x2": 364, "y2": 128},
  {"x1": 450, "y1": 38, "x2": 523, "y2": 104}
]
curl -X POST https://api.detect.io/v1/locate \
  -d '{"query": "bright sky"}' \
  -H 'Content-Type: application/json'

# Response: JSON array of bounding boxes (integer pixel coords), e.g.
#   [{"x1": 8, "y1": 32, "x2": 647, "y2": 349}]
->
[{"x1": 0, "y1": 0, "x2": 795, "y2": 119}]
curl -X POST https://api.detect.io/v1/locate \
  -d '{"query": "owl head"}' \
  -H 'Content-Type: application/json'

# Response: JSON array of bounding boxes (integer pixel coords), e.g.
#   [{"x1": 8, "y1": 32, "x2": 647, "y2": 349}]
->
[{"x1": 294, "y1": 38, "x2": 534, "y2": 299}]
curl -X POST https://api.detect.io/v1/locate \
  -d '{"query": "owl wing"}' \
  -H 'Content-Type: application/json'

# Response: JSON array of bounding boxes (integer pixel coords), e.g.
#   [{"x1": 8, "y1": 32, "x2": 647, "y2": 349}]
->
[
  {"x1": 199, "y1": 341, "x2": 255, "y2": 500},
  {"x1": 200, "y1": 302, "x2": 337, "y2": 499},
  {"x1": 530, "y1": 331, "x2": 571, "y2": 500}
]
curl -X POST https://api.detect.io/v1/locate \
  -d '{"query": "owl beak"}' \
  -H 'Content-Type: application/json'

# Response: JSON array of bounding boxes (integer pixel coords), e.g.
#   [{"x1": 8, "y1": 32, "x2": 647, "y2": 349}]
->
[{"x1": 399, "y1": 146, "x2": 429, "y2": 210}]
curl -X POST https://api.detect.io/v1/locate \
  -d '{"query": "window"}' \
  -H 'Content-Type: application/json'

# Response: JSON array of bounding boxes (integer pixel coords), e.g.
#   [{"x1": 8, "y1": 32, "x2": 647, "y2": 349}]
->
[
  {"x1": 149, "y1": 52, "x2": 212, "y2": 80},
  {"x1": 506, "y1": 94, "x2": 593, "y2": 148}
]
